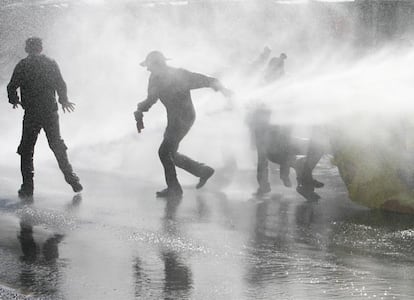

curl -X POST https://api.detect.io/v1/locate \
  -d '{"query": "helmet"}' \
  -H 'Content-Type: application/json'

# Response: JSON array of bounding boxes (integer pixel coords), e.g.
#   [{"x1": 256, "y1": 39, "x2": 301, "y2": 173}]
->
[{"x1": 140, "y1": 51, "x2": 169, "y2": 67}]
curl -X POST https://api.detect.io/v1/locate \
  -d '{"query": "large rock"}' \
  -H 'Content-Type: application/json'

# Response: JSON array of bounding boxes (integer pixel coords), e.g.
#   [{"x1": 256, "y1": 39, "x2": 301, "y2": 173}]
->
[{"x1": 330, "y1": 117, "x2": 414, "y2": 214}]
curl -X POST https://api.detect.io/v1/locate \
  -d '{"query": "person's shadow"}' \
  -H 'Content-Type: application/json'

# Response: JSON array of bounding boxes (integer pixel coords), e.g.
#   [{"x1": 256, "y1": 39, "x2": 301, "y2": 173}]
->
[
  {"x1": 18, "y1": 194, "x2": 81, "y2": 297},
  {"x1": 19, "y1": 222, "x2": 63, "y2": 264},
  {"x1": 244, "y1": 194, "x2": 292, "y2": 296},
  {"x1": 133, "y1": 197, "x2": 193, "y2": 299},
  {"x1": 18, "y1": 220, "x2": 63, "y2": 297},
  {"x1": 161, "y1": 198, "x2": 193, "y2": 299}
]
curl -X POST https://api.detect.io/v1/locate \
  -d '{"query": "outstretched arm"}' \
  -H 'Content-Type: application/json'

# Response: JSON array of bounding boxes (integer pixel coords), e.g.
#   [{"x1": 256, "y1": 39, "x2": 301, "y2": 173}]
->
[
  {"x1": 52, "y1": 61, "x2": 76, "y2": 113},
  {"x1": 210, "y1": 78, "x2": 233, "y2": 98},
  {"x1": 137, "y1": 94, "x2": 158, "y2": 113},
  {"x1": 185, "y1": 70, "x2": 233, "y2": 97}
]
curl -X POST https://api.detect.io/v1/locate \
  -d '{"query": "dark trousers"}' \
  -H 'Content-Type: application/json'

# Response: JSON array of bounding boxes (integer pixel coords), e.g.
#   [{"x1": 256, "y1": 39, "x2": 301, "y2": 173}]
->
[
  {"x1": 297, "y1": 128, "x2": 325, "y2": 185},
  {"x1": 254, "y1": 125, "x2": 292, "y2": 190},
  {"x1": 18, "y1": 111, "x2": 76, "y2": 189},
  {"x1": 255, "y1": 126, "x2": 325, "y2": 189},
  {"x1": 158, "y1": 122, "x2": 206, "y2": 189},
  {"x1": 254, "y1": 128, "x2": 271, "y2": 191}
]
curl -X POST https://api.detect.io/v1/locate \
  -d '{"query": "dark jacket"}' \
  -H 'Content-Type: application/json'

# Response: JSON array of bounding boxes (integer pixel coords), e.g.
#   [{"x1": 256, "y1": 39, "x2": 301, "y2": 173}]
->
[
  {"x1": 138, "y1": 67, "x2": 222, "y2": 127},
  {"x1": 7, "y1": 54, "x2": 68, "y2": 113}
]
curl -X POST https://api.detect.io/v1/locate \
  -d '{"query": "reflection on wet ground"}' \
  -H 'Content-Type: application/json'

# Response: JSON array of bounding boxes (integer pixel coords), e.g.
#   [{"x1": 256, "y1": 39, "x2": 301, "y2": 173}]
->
[{"x1": 0, "y1": 169, "x2": 414, "y2": 299}]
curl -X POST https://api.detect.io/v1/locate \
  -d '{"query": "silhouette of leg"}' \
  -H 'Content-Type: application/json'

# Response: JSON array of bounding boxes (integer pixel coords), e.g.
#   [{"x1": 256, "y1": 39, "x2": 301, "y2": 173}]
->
[
  {"x1": 173, "y1": 153, "x2": 205, "y2": 177},
  {"x1": 296, "y1": 129, "x2": 325, "y2": 189},
  {"x1": 279, "y1": 162, "x2": 292, "y2": 187},
  {"x1": 173, "y1": 152, "x2": 214, "y2": 189},
  {"x1": 18, "y1": 222, "x2": 38, "y2": 262},
  {"x1": 43, "y1": 112, "x2": 82, "y2": 192},
  {"x1": 256, "y1": 150, "x2": 271, "y2": 195},
  {"x1": 158, "y1": 136, "x2": 183, "y2": 197},
  {"x1": 253, "y1": 126, "x2": 271, "y2": 195},
  {"x1": 17, "y1": 114, "x2": 41, "y2": 197}
]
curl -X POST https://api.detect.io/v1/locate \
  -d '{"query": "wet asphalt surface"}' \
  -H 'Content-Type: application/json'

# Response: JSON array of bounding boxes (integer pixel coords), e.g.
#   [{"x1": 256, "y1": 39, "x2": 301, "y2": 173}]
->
[{"x1": 0, "y1": 161, "x2": 414, "y2": 300}]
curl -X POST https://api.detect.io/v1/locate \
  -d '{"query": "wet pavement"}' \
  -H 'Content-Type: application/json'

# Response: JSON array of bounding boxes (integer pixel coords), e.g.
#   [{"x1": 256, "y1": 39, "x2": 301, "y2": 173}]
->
[{"x1": 0, "y1": 162, "x2": 414, "y2": 300}]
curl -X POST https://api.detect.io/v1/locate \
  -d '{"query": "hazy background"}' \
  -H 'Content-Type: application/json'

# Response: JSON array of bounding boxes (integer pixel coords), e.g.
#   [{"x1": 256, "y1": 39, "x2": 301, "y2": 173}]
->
[{"x1": 1, "y1": 0, "x2": 414, "y2": 187}]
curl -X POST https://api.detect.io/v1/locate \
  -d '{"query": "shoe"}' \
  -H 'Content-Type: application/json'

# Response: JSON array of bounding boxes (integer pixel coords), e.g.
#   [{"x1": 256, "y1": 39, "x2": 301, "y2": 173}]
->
[
  {"x1": 312, "y1": 179, "x2": 324, "y2": 188},
  {"x1": 18, "y1": 185, "x2": 33, "y2": 198},
  {"x1": 70, "y1": 181, "x2": 83, "y2": 193},
  {"x1": 281, "y1": 176, "x2": 292, "y2": 187},
  {"x1": 253, "y1": 184, "x2": 271, "y2": 196},
  {"x1": 196, "y1": 167, "x2": 215, "y2": 189},
  {"x1": 156, "y1": 187, "x2": 183, "y2": 198},
  {"x1": 296, "y1": 185, "x2": 320, "y2": 202},
  {"x1": 65, "y1": 173, "x2": 83, "y2": 193},
  {"x1": 296, "y1": 176, "x2": 324, "y2": 189}
]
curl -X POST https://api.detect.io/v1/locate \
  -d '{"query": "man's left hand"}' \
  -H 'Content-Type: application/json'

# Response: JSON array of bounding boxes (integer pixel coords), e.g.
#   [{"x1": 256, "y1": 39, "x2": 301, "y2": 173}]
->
[{"x1": 62, "y1": 101, "x2": 76, "y2": 113}]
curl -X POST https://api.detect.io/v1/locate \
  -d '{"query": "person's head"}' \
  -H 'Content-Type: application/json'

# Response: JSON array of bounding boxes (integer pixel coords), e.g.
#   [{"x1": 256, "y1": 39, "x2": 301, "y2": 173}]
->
[
  {"x1": 261, "y1": 46, "x2": 271, "y2": 59},
  {"x1": 25, "y1": 37, "x2": 43, "y2": 55},
  {"x1": 279, "y1": 53, "x2": 287, "y2": 60},
  {"x1": 140, "y1": 51, "x2": 168, "y2": 74}
]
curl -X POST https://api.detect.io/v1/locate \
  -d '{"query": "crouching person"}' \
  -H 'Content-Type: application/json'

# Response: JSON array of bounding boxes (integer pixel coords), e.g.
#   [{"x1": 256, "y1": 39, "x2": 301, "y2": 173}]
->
[{"x1": 247, "y1": 105, "x2": 325, "y2": 197}]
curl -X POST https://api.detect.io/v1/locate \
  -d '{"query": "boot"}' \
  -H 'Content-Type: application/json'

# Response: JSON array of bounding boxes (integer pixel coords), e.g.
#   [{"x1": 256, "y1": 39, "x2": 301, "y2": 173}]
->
[
  {"x1": 196, "y1": 166, "x2": 215, "y2": 189},
  {"x1": 65, "y1": 173, "x2": 83, "y2": 193},
  {"x1": 253, "y1": 183, "x2": 271, "y2": 196},
  {"x1": 18, "y1": 183, "x2": 33, "y2": 198},
  {"x1": 20, "y1": 155, "x2": 34, "y2": 198},
  {"x1": 297, "y1": 175, "x2": 324, "y2": 189},
  {"x1": 156, "y1": 186, "x2": 183, "y2": 198}
]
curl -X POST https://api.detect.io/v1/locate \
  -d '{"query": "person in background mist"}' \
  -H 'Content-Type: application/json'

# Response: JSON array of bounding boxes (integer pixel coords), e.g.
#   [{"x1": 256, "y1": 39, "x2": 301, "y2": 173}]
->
[
  {"x1": 134, "y1": 51, "x2": 232, "y2": 198},
  {"x1": 263, "y1": 53, "x2": 287, "y2": 82},
  {"x1": 248, "y1": 51, "x2": 292, "y2": 195},
  {"x1": 246, "y1": 46, "x2": 271, "y2": 74},
  {"x1": 7, "y1": 37, "x2": 82, "y2": 198},
  {"x1": 256, "y1": 52, "x2": 324, "y2": 196}
]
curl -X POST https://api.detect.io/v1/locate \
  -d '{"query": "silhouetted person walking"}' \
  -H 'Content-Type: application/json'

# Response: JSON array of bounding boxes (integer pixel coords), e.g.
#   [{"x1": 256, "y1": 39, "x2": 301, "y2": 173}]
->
[
  {"x1": 248, "y1": 52, "x2": 291, "y2": 195},
  {"x1": 7, "y1": 37, "x2": 82, "y2": 198},
  {"x1": 135, "y1": 51, "x2": 232, "y2": 198}
]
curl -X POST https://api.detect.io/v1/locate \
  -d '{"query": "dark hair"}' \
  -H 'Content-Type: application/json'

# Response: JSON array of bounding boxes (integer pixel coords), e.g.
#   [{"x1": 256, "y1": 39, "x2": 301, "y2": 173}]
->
[{"x1": 25, "y1": 37, "x2": 43, "y2": 54}]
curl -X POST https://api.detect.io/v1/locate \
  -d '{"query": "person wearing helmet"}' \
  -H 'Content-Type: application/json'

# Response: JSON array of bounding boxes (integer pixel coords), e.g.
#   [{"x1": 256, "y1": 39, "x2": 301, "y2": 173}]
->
[
  {"x1": 7, "y1": 37, "x2": 82, "y2": 198},
  {"x1": 135, "y1": 51, "x2": 232, "y2": 198}
]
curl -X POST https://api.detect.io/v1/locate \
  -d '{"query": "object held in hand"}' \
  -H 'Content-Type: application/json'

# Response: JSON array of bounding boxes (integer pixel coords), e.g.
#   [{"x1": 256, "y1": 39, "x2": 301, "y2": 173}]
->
[{"x1": 134, "y1": 110, "x2": 144, "y2": 133}]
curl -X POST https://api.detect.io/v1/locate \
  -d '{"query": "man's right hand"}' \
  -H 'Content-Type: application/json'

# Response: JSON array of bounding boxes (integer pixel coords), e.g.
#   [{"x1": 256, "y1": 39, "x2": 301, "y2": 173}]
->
[
  {"x1": 12, "y1": 101, "x2": 22, "y2": 109},
  {"x1": 134, "y1": 110, "x2": 144, "y2": 133},
  {"x1": 221, "y1": 87, "x2": 234, "y2": 99}
]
